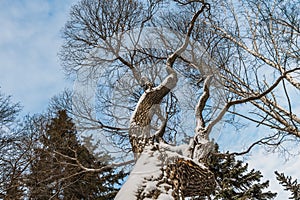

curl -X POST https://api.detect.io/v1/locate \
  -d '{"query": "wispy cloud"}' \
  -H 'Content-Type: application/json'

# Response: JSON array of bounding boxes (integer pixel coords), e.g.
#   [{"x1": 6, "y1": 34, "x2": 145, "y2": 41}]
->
[
  {"x1": 0, "y1": 0, "x2": 77, "y2": 114},
  {"x1": 248, "y1": 149, "x2": 300, "y2": 199}
]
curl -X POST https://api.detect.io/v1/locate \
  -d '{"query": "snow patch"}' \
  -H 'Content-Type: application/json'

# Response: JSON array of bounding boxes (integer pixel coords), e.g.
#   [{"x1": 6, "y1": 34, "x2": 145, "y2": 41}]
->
[
  {"x1": 159, "y1": 142, "x2": 189, "y2": 156},
  {"x1": 114, "y1": 145, "x2": 162, "y2": 200},
  {"x1": 129, "y1": 92, "x2": 147, "y2": 124},
  {"x1": 157, "y1": 193, "x2": 174, "y2": 200}
]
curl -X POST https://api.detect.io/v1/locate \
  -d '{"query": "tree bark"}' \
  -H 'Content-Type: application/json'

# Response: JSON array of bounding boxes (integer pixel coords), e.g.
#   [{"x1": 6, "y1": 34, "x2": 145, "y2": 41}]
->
[{"x1": 129, "y1": 65, "x2": 178, "y2": 159}]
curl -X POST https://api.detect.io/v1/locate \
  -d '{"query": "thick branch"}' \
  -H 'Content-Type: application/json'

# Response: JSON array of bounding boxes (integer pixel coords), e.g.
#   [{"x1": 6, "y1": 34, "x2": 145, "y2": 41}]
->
[
  {"x1": 195, "y1": 75, "x2": 212, "y2": 135},
  {"x1": 167, "y1": 2, "x2": 209, "y2": 67}
]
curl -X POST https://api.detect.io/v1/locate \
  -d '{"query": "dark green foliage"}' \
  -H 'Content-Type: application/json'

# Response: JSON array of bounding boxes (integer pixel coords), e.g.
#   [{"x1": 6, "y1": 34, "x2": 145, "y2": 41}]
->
[
  {"x1": 276, "y1": 171, "x2": 300, "y2": 199},
  {"x1": 26, "y1": 110, "x2": 126, "y2": 200},
  {"x1": 205, "y1": 144, "x2": 277, "y2": 200}
]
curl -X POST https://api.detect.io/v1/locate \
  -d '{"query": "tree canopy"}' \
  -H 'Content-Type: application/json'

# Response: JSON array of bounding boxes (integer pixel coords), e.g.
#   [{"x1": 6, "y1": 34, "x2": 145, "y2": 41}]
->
[{"x1": 58, "y1": 0, "x2": 300, "y2": 199}]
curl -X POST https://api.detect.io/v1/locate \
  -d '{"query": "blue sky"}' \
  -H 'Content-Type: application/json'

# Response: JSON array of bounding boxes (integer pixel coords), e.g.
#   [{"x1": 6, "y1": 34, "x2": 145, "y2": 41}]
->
[
  {"x1": 0, "y1": 0, "x2": 77, "y2": 114},
  {"x1": 0, "y1": 1, "x2": 299, "y2": 198}
]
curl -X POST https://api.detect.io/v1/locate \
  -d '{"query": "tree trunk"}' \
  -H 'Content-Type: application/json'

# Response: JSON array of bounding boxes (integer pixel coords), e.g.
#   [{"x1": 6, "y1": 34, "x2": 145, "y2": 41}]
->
[
  {"x1": 117, "y1": 4, "x2": 216, "y2": 198},
  {"x1": 129, "y1": 64, "x2": 178, "y2": 160}
]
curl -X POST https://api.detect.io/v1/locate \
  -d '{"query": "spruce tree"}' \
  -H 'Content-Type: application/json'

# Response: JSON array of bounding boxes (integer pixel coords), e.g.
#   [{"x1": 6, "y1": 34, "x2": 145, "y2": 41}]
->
[
  {"x1": 204, "y1": 144, "x2": 277, "y2": 200},
  {"x1": 26, "y1": 110, "x2": 126, "y2": 200},
  {"x1": 276, "y1": 171, "x2": 300, "y2": 199}
]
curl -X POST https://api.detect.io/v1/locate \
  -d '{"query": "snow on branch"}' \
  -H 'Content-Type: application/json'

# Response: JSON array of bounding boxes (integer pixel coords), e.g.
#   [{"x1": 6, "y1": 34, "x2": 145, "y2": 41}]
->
[{"x1": 195, "y1": 75, "x2": 212, "y2": 138}]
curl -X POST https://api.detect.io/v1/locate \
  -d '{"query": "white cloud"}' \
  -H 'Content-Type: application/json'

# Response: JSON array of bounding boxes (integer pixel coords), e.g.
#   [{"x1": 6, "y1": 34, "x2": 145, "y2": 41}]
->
[
  {"x1": 247, "y1": 149, "x2": 300, "y2": 199},
  {"x1": 0, "y1": 0, "x2": 77, "y2": 114},
  {"x1": 215, "y1": 121, "x2": 300, "y2": 199}
]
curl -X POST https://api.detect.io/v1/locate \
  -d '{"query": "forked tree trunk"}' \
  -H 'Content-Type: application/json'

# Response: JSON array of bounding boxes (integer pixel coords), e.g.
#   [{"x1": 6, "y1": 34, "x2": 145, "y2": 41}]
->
[
  {"x1": 116, "y1": 70, "x2": 216, "y2": 199},
  {"x1": 115, "y1": 4, "x2": 215, "y2": 198}
]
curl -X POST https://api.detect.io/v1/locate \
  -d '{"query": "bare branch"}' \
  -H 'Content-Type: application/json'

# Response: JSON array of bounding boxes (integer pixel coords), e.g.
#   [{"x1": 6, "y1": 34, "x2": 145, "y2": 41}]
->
[{"x1": 206, "y1": 68, "x2": 300, "y2": 136}]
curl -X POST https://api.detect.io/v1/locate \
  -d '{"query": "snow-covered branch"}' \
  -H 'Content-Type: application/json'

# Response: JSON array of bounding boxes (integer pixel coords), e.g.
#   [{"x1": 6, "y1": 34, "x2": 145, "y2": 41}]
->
[{"x1": 195, "y1": 75, "x2": 212, "y2": 137}]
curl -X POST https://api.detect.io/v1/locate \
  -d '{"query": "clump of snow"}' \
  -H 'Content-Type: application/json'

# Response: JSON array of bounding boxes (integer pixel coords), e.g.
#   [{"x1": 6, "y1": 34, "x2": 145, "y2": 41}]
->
[
  {"x1": 159, "y1": 142, "x2": 189, "y2": 156},
  {"x1": 144, "y1": 181, "x2": 158, "y2": 194},
  {"x1": 157, "y1": 193, "x2": 174, "y2": 200}
]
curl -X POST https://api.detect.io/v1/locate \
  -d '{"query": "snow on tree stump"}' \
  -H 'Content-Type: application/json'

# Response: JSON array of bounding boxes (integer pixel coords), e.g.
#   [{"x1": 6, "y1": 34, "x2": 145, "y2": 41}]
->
[{"x1": 116, "y1": 144, "x2": 216, "y2": 200}]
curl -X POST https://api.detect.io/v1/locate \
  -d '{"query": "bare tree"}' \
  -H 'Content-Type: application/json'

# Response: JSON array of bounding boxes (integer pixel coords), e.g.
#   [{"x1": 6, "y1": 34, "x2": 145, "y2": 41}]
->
[
  {"x1": 0, "y1": 125, "x2": 37, "y2": 199},
  {"x1": 0, "y1": 93, "x2": 34, "y2": 199},
  {"x1": 60, "y1": 0, "x2": 300, "y2": 199},
  {"x1": 0, "y1": 91, "x2": 21, "y2": 126}
]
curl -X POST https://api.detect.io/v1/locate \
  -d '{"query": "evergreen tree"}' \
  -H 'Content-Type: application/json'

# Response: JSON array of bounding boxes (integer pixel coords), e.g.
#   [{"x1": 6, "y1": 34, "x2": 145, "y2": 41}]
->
[
  {"x1": 204, "y1": 144, "x2": 277, "y2": 200},
  {"x1": 276, "y1": 171, "x2": 300, "y2": 200},
  {"x1": 26, "y1": 110, "x2": 126, "y2": 200}
]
